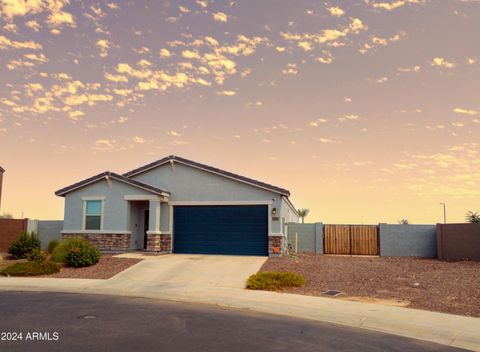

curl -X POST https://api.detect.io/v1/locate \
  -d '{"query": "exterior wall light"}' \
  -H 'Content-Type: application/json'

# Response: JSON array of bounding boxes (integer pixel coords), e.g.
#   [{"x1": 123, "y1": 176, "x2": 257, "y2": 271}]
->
[{"x1": 272, "y1": 207, "x2": 277, "y2": 215}]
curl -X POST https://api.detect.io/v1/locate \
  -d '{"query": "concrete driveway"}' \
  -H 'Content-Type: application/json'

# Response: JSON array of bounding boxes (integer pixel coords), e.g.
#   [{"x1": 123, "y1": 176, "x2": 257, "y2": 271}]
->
[{"x1": 111, "y1": 253, "x2": 267, "y2": 290}]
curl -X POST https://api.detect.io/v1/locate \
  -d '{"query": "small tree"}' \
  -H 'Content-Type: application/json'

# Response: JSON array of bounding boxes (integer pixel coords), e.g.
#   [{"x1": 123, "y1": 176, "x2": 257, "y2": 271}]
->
[
  {"x1": 465, "y1": 211, "x2": 480, "y2": 224},
  {"x1": 297, "y1": 208, "x2": 310, "y2": 224},
  {"x1": 398, "y1": 219, "x2": 409, "y2": 225}
]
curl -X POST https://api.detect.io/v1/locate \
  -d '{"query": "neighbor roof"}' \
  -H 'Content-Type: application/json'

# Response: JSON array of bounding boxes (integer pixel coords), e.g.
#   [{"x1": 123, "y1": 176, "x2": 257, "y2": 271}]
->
[
  {"x1": 123, "y1": 155, "x2": 291, "y2": 196},
  {"x1": 55, "y1": 171, "x2": 170, "y2": 197}
]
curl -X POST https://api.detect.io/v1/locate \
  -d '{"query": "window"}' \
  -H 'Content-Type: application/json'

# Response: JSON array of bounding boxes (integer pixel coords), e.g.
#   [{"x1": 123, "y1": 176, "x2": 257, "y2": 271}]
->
[{"x1": 85, "y1": 200, "x2": 102, "y2": 230}]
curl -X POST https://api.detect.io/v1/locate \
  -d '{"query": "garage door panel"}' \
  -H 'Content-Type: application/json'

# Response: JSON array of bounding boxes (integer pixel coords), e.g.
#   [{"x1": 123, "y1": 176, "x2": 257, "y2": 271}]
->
[{"x1": 173, "y1": 205, "x2": 268, "y2": 256}]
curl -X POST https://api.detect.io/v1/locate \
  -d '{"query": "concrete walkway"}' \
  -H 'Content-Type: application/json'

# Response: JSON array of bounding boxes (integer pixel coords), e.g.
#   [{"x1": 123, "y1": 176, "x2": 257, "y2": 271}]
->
[{"x1": 0, "y1": 256, "x2": 479, "y2": 352}]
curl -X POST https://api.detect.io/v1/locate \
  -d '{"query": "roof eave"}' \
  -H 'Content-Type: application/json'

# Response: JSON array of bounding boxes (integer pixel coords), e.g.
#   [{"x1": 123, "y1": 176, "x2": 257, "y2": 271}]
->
[
  {"x1": 55, "y1": 172, "x2": 170, "y2": 197},
  {"x1": 123, "y1": 155, "x2": 291, "y2": 197}
]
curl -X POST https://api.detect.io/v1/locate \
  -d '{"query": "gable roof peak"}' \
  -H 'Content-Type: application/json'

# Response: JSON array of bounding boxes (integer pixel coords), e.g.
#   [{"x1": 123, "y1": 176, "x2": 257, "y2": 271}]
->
[{"x1": 123, "y1": 155, "x2": 290, "y2": 196}]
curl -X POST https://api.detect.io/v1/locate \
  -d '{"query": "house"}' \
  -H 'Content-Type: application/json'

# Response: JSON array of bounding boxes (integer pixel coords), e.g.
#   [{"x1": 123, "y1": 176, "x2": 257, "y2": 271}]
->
[
  {"x1": 0, "y1": 166, "x2": 4, "y2": 209},
  {"x1": 55, "y1": 155, "x2": 298, "y2": 256}
]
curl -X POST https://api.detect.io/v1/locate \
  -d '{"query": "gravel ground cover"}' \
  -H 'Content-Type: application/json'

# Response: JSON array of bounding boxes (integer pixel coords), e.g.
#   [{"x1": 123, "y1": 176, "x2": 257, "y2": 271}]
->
[
  {"x1": 260, "y1": 253, "x2": 480, "y2": 317},
  {"x1": 1, "y1": 253, "x2": 142, "y2": 279},
  {"x1": 49, "y1": 255, "x2": 142, "y2": 279}
]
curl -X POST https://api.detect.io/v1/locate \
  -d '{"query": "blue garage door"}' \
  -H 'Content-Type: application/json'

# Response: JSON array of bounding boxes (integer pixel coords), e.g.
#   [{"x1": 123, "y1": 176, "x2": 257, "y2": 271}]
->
[{"x1": 173, "y1": 205, "x2": 268, "y2": 256}]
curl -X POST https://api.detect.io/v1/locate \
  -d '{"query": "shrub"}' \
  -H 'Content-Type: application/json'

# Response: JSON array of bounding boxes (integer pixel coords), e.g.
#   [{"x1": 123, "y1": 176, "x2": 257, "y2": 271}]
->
[
  {"x1": 27, "y1": 248, "x2": 48, "y2": 263},
  {"x1": 0, "y1": 261, "x2": 60, "y2": 276},
  {"x1": 47, "y1": 240, "x2": 60, "y2": 254},
  {"x1": 50, "y1": 238, "x2": 87, "y2": 263},
  {"x1": 246, "y1": 271, "x2": 305, "y2": 291},
  {"x1": 8, "y1": 232, "x2": 41, "y2": 259},
  {"x1": 64, "y1": 240, "x2": 100, "y2": 268}
]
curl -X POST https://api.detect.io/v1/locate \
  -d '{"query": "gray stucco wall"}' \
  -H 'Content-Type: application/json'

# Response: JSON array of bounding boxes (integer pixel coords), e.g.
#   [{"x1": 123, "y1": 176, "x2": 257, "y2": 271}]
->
[
  {"x1": 287, "y1": 223, "x2": 323, "y2": 253},
  {"x1": 63, "y1": 178, "x2": 152, "y2": 231},
  {"x1": 131, "y1": 162, "x2": 286, "y2": 234},
  {"x1": 379, "y1": 224, "x2": 437, "y2": 258},
  {"x1": 38, "y1": 221, "x2": 63, "y2": 249}
]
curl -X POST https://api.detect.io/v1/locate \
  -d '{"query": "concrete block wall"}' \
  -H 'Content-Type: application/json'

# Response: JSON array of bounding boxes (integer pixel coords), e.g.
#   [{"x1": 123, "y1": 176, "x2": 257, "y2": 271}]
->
[
  {"x1": 288, "y1": 222, "x2": 437, "y2": 257},
  {"x1": 287, "y1": 223, "x2": 323, "y2": 254},
  {"x1": 379, "y1": 224, "x2": 437, "y2": 258},
  {"x1": 37, "y1": 220, "x2": 63, "y2": 249}
]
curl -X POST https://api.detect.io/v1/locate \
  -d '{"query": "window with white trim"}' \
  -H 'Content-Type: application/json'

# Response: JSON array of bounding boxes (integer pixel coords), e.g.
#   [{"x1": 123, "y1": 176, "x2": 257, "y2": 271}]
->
[{"x1": 85, "y1": 200, "x2": 102, "y2": 230}]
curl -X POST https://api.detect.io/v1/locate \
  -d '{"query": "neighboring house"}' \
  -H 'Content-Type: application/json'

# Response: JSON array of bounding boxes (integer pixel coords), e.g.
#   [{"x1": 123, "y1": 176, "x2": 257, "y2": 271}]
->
[
  {"x1": 55, "y1": 155, "x2": 298, "y2": 256},
  {"x1": 0, "y1": 166, "x2": 4, "y2": 209}
]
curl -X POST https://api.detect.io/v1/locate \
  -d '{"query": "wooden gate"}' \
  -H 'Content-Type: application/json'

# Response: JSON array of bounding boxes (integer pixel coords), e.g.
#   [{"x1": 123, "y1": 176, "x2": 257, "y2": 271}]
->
[{"x1": 324, "y1": 225, "x2": 379, "y2": 255}]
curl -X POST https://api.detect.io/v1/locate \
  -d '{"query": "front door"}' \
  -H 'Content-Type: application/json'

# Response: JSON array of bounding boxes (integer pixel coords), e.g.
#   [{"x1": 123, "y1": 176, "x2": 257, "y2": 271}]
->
[{"x1": 143, "y1": 210, "x2": 149, "y2": 249}]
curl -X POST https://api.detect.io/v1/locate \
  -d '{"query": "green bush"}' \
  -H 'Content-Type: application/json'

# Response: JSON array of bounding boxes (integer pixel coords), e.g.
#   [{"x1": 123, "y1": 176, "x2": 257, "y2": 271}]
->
[
  {"x1": 0, "y1": 261, "x2": 61, "y2": 276},
  {"x1": 50, "y1": 238, "x2": 86, "y2": 263},
  {"x1": 246, "y1": 271, "x2": 305, "y2": 291},
  {"x1": 8, "y1": 232, "x2": 41, "y2": 259},
  {"x1": 27, "y1": 248, "x2": 48, "y2": 263},
  {"x1": 64, "y1": 239, "x2": 100, "y2": 268},
  {"x1": 47, "y1": 240, "x2": 60, "y2": 254}
]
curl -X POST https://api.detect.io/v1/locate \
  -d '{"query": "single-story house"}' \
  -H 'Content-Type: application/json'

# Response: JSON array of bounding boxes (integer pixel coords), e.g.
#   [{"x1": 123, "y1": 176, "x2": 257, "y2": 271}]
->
[{"x1": 55, "y1": 155, "x2": 298, "y2": 256}]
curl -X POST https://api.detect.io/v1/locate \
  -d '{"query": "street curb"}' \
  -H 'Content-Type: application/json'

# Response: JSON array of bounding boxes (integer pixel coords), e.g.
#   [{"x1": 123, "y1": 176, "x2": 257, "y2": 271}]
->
[{"x1": 0, "y1": 279, "x2": 479, "y2": 351}]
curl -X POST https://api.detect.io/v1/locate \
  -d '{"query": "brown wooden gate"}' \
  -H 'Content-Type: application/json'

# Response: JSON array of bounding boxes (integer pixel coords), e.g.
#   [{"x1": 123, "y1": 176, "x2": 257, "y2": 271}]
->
[{"x1": 324, "y1": 224, "x2": 379, "y2": 255}]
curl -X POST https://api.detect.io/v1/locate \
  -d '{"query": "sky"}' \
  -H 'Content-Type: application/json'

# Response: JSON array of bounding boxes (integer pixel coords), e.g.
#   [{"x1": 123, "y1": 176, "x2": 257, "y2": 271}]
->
[{"x1": 0, "y1": 0, "x2": 479, "y2": 224}]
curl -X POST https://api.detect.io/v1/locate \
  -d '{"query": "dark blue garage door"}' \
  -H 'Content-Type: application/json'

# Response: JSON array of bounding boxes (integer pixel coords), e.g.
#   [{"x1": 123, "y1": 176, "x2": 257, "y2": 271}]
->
[{"x1": 173, "y1": 205, "x2": 268, "y2": 256}]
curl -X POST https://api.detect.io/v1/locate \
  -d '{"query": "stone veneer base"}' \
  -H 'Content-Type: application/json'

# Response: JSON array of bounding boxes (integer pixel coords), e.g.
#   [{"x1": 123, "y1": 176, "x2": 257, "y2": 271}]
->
[
  {"x1": 268, "y1": 235, "x2": 285, "y2": 257},
  {"x1": 146, "y1": 233, "x2": 172, "y2": 254},
  {"x1": 62, "y1": 233, "x2": 130, "y2": 252}
]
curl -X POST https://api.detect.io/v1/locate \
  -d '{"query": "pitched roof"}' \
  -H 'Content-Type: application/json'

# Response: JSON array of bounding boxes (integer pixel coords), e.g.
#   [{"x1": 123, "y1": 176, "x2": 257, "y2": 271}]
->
[
  {"x1": 123, "y1": 155, "x2": 291, "y2": 196},
  {"x1": 55, "y1": 171, "x2": 170, "y2": 197}
]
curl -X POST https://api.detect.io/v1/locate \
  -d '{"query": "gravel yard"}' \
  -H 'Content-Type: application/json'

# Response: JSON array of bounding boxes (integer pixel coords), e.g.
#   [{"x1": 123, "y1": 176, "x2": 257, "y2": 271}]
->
[
  {"x1": 0, "y1": 253, "x2": 142, "y2": 279},
  {"x1": 49, "y1": 255, "x2": 142, "y2": 279},
  {"x1": 260, "y1": 253, "x2": 480, "y2": 317}
]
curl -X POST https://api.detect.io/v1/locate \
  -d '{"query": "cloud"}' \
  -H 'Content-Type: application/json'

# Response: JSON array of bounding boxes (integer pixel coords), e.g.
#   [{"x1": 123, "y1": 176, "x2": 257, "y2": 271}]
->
[
  {"x1": 282, "y1": 63, "x2": 298, "y2": 75},
  {"x1": 359, "y1": 32, "x2": 405, "y2": 54},
  {"x1": 327, "y1": 6, "x2": 345, "y2": 17},
  {"x1": 365, "y1": 0, "x2": 421, "y2": 11},
  {"x1": 166, "y1": 130, "x2": 181, "y2": 137},
  {"x1": 280, "y1": 18, "x2": 367, "y2": 51},
  {"x1": 212, "y1": 12, "x2": 228, "y2": 22},
  {"x1": 94, "y1": 139, "x2": 116, "y2": 151},
  {"x1": 0, "y1": 0, "x2": 44, "y2": 19},
  {"x1": 453, "y1": 108, "x2": 478, "y2": 116},
  {"x1": 309, "y1": 118, "x2": 327, "y2": 127},
  {"x1": 68, "y1": 110, "x2": 85, "y2": 120},
  {"x1": 105, "y1": 73, "x2": 128, "y2": 82},
  {"x1": 217, "y1": 90, "x2": 236, "y2": 96},
  {"x1": 0, "y1": 35, "x2": 42, "y2": 50},
  {"x1": 397, "y1": 65, "x2": 421, "y2": 73},
  {"x1": 159, "y1": 48, "x2": 172, "y2": 58},
  {"x1": 431, "y1": 57, "x2": 455, "y2": 68},
  {"x1": 25, "y1": 20, "x2": 41, "y2": 31},
  {"x1": 96, "y1": 39, "x2": 111, "y2": 58}
]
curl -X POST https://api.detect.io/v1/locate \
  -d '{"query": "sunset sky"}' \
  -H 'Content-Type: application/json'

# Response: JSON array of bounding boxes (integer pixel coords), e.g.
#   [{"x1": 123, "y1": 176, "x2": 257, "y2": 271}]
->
[{"x1": 0, "y1": 0, "x2": 479, "y2": 224}]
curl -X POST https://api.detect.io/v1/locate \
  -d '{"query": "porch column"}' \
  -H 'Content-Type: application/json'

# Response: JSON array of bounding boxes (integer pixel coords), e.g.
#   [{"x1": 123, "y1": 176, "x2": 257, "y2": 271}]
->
[
  {"x1": 148, "y1": 199, "x2": 161, "y2": 233},
  {"x1": 146, "y1": 200, "x2": 161, "y2": 252}
]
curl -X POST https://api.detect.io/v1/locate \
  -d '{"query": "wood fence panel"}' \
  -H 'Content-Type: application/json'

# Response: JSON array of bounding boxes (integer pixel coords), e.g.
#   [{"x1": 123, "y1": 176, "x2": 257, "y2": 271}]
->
[
  {"x1": 324, "y1": 225, "x2": 350, "y2": 254},
  {"x1": 350, "y1": 225, "x2": 378, "y2": 255}
]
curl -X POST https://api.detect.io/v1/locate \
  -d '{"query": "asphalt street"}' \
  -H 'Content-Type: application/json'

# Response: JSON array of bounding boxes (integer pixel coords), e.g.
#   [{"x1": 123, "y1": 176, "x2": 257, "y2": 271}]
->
[{"x1": 0, "y1": 291, "x2": 467, "y2": 352}]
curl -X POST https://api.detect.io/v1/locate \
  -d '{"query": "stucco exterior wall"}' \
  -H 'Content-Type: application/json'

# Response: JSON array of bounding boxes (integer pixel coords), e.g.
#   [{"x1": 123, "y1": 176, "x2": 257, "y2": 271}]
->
[
  {"x1": 131, "y1": 162, "x2": 286, "y2": 234},
  {"x1": 63, "y1": 178, "x2": 153, "y2": 232}
]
